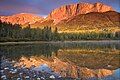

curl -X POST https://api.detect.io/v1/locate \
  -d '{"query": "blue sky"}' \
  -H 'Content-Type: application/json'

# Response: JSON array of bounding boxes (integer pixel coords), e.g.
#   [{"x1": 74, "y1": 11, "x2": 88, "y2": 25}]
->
[{"x1": 0, "y1": 0, "x2": 119, "y2": 16}]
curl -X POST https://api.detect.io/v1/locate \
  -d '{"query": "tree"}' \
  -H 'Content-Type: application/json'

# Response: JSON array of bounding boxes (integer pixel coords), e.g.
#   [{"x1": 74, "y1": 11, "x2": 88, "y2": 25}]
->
[{"x1": 53, "y1": 27, "x2": 59, "y2": 41}]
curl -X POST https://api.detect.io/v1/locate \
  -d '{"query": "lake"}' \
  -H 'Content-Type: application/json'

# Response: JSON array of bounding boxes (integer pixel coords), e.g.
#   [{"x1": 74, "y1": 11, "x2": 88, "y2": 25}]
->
[{"x1": 0, "y1": 41, "x2": 120, "y2": 80}]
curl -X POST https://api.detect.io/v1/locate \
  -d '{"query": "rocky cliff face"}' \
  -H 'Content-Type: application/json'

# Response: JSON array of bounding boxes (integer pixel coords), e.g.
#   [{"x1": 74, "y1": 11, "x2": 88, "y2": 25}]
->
[
  {"x1": 0, "y1": 13, "x2": 43, "y2": 25},
  {"x1": 47, "y1": 2, "x2": 114, "y2": 23}
]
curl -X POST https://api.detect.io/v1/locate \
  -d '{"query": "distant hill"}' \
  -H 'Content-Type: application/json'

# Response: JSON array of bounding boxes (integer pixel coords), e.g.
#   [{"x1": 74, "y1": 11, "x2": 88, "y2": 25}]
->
[
  {"x1": 55, "y1": 11, "x2": 120, "y2": 32},
  {"x1": 0, "y1": 13, "x2": 43, "y2": 25}
]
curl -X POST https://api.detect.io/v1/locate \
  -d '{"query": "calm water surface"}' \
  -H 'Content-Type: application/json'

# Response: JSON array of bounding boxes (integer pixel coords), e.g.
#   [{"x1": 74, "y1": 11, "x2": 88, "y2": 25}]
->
[{"x1": 0, "y1": 41, "x2": 120, "y2": 80}]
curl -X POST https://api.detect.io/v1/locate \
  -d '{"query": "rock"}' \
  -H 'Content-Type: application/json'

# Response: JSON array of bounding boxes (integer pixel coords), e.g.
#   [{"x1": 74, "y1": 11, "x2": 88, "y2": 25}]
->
[
  {"x1": 4, "y1": 67, "x2": 9, "y2": 70},
  {"x1": 19, "y1": 72, "x2": 23, "y2": 75},
  {"x1": 25, "y1": 76, "x2": 30, "y2": 79},
  {"x1": 108, "y1": 65, "x2": 112, "y2": 68},
  {"x1": 17, "y1": 78, "x2": 21, "y2": 80},
  {"x1": 37, "y1": 77, "x2": 41, "y2": 80},
  {"x1": 49, "y1": 75, "x2": 55, "y2": 79},
  {"x1": 47, "y1": 2, "x2": 114, "y2": 23},
  {"x1": 41, "y1": 77, "x2": 45, "y2": 80},
  {"x1": 0, "y1": 70, "x2": 4, "y2": 73},
  {"x1": 14, "y1": 69, "x2": 17, "y2": 72},
  {"x1": 1, "y1": 75, "x2": 6, "y2": 79},
  {"x1": 58, "y1": 76, "x2": 62, "y2": 78},
  {"x1": 11, "y1": 71, "x2": 16, "y2": 74}
]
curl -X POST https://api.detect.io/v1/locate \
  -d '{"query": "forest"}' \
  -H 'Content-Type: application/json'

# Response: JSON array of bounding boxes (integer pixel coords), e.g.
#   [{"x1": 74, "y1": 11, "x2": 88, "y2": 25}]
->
[{"x1": 0, "y1": 21, "x2": 120, "y2": 42}]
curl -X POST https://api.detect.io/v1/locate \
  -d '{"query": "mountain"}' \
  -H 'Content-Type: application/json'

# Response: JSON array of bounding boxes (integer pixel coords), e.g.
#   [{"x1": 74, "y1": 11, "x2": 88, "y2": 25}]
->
[
  {"x1": 31, "y1": 19, "x2": 54, "y2": 28},
  {"x1": 47, "y1": 2, "x2": 114, "y2": 23},
  {"x1": 55, "y1": 11, "x2": 120, "y2": 32},
  {"x1": 0, "y1": 13, "x2": 43, "y2": 25},
  {"x1": 0, "y1": 2, "x2": 119, "y2": 32}
]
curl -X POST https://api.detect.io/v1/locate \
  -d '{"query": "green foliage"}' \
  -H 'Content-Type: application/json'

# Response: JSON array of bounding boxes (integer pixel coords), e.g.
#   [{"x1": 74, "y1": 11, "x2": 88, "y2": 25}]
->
[
  {"x1": 59, "y1": 31, "x2": 119, "y2": 41},
  {"x1": 0, "y1": 21, "x2": 59, "y2": 42},
  {"x1": 115, "y1": 31, "x2": 120, "y2": 39},
  {"x1": 0, "y1": 21, "x2": 120, "y2": 42}
]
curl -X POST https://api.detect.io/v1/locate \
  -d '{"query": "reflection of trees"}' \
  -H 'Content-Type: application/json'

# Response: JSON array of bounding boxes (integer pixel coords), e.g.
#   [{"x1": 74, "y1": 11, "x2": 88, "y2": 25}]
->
[
  {"x1": 0, "y1": 43, "x2": 60, "y2": 60},
  {"x1": 57, "y1": 49, "x2": 120, "y2": 70},
  {"x1": 61, "y1": 41, "x2": 120, "y2": 50},
  {"x1": 1, "y1": 41, "x2": 120, "y2": 61}
]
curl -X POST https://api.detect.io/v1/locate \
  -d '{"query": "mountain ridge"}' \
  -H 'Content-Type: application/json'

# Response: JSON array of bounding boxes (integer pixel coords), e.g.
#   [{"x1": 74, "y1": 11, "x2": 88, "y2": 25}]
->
[
  {"x1": 0, "y1": 2, "x2": 120, "y2": 32},
  {"x1": 47, "y1": 2, "x2": 114, "y2": 23},
  {"x1": 0, "y1": 13, "x2": 43, "y2": 25}
]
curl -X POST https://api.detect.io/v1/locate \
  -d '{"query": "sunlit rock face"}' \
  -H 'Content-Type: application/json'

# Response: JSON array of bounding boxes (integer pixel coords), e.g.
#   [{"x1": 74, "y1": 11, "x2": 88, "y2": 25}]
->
[
  {"x1": 47, "y1": 2, "x2": 114, "y2": 23},
  {"x1": 0, "y1": 13, "x2": 43, "y2": 25}
]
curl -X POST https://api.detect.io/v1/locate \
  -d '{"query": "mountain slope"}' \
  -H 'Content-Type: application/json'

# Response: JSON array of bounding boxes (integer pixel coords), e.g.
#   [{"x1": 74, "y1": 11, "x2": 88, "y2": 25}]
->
[
  {"x1": 55, "y1": 11, "x2": 120, "y2": 32},
  {"x1": 31, "y1": 19, "x2": 54, "y2": 28},
  {"x1": 0, "y1": 13, "x2": 43, "y2": 25}
]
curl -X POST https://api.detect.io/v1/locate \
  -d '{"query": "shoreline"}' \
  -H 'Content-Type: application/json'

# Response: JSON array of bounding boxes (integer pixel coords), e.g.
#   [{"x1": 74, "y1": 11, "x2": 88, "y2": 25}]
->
[{"x1": 0, "y1": 40, "x2": 120, "y2": 45}]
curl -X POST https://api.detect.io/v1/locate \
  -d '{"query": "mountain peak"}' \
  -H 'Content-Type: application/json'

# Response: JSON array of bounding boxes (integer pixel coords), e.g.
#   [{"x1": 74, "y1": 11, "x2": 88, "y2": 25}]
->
[
  {"x1": 47, "y1": 2, "x2": 114, "y2": 23},
  {"x1": 0, "y1": 13, "x2": 43, "y2": 25},
  {"x1": 95, "y1": 2, "x2": 103, "y2": 5}
]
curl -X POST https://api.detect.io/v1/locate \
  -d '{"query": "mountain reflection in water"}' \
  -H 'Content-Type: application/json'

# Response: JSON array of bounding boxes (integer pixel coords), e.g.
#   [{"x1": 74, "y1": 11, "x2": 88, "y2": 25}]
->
[{"x1": 0, "y1": 41, "x2": 120, "y2": 79}]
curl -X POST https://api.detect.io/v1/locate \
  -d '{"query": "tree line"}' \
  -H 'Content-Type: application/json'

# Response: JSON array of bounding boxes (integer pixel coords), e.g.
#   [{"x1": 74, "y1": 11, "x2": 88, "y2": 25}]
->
[
  {"x1": 60, "y1": 32, "x2": 120, "y2": 41},
  {"x1": 0, "y1": 21, "x2": 60, "y2": 41},
  {"x1": 0, "y1": 21, "x2": 120, "y2": 42}
]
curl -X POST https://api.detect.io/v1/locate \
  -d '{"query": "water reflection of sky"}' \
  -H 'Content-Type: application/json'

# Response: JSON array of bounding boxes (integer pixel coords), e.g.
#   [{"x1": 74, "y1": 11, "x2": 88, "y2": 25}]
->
[
  {"x1": 113, "y1": 68, "x2": 120, "y2": 79},
  {"x1": 102, "y1": 68, "x2": 120, "y2": 80}
]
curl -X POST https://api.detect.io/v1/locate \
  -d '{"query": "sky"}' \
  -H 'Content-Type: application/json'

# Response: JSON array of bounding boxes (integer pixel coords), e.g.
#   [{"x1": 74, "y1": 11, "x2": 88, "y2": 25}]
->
[{"x1": 0, "y1": 0, "x2": 120, "y2": 16}]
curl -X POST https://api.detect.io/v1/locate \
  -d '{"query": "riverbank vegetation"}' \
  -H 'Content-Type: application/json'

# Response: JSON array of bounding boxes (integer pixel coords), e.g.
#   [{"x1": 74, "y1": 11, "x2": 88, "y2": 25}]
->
[{"x1": 0, "y1": 21, "x2": 120, "y2": 42}]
